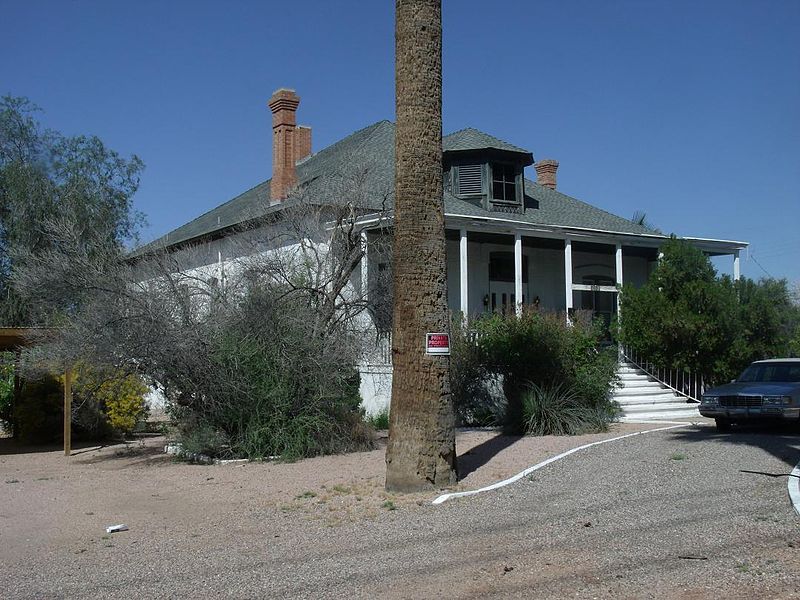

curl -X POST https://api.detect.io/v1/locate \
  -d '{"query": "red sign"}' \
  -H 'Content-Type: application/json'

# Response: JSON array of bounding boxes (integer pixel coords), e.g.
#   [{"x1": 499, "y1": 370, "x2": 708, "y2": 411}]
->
[{"x1": 426, "y1": 333, "x2": 450, "y2": 355}]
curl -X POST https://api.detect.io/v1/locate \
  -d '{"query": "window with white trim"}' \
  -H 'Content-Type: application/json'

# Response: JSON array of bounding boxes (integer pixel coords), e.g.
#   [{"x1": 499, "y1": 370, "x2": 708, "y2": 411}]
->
[{"x1": 491, "y1": 163, "x2": 518, "y2": 203}]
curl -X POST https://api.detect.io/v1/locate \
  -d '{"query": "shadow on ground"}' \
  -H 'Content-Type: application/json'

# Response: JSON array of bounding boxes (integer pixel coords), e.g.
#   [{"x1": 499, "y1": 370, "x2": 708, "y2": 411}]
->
[
  {"x1": 0, "y1": 434, "x2": 165, "y2": 463},
  {"x1": 667, "y1": 422, "x2": 800, "y2": 473},
  {"x1": 74, "y1": 440, "x2": 171, "y2": 468},
  {"x1": 0, "y1": 437, "x2": 111, "y2": 456},
  {"x1": 457, "y1": 432, "x2": 522, "y2": 481}
]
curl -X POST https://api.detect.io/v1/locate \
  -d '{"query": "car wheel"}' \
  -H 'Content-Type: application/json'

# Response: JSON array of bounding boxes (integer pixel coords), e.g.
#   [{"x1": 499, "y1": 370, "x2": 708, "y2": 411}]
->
[{"x1": 715, "y1": 418, "x2": 732, "y2": 432}]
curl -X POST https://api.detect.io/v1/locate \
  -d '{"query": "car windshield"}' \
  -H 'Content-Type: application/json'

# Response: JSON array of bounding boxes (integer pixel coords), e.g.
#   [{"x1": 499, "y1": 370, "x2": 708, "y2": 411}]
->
[{"x1": 737, "y1": 362, "x2": 800, "y2": 383}]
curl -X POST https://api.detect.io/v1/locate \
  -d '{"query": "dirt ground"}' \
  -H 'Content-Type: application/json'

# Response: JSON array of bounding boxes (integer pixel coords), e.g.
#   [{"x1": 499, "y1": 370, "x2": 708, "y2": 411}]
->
[
  {"x1": 8, "y1": 418, "x2": 798, "y2": 599},
  {"x1": 0, "y1": 422, "x2": 671, "y2": 555}
]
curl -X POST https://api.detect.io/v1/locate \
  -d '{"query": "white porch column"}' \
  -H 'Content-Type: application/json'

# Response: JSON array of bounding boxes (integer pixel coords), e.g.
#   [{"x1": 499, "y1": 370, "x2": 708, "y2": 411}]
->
[
  {"x1": 733, "y1": 250, "x2": 741, "y2": 281},
  {"x1": 459, "y1": 228, "x2": 469, "y2": 315},
  {"x1": 615, "y1": 243, "x2": 623, "y2": 314},
  {"x1": 360, "y1": 230, "x2": 368, "y2": 298},
  {"x1": 564, "y1": 238, "x2": 573, "y2": 320},
  {"x1": 514, "y1": 233, "x2": 523, "y2": 316},
  {"x1": 615, "y1": 243, "x2": 624, "y2": 360}
]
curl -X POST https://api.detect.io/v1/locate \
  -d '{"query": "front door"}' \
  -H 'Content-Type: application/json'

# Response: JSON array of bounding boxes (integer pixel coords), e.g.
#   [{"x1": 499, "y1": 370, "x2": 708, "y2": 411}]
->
[
  {"x1": 578, "y1": 275, "x2": 615, "y2": 338},
  {"x1": 488, "y1": 281, "x2": 525, "y2": 313},
  {"x1": 488, "y1": 251, "x2": 528, "y2": 313}
]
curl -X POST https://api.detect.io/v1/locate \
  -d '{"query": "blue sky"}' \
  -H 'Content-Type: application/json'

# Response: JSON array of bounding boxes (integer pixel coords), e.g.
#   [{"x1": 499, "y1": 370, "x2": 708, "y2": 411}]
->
[{"x1": 3, "y1": 0, "x2": 799, "y2": 283}]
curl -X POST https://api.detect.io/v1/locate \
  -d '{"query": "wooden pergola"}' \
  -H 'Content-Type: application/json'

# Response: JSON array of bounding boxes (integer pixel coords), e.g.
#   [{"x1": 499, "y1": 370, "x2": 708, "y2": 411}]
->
[{"x1": 0, "y1": 327, "x2": 72, "y2": 456}]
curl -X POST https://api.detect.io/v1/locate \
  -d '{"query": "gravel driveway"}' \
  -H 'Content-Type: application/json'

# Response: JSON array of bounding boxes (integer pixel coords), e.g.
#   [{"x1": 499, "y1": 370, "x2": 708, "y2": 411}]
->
[{"x1": 2, "y1": 423, "x2": 799, "y2": 598}]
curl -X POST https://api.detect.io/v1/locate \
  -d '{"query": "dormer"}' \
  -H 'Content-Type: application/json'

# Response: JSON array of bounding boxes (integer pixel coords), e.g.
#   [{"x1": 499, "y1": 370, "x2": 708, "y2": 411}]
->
[{"x1": 443, "y1": 128, "x2": 534, "y2": 212}]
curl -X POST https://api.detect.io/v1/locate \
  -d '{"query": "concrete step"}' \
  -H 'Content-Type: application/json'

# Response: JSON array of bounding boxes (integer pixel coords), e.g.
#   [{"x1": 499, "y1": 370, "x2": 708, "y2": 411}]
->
[
  {"x1": 614, "y1": 386, "x2": 674, "y2": 397},
  {"x1": 617, "y1": 373, "x2": 651, "y2": 381},
  {"x1": 617, "y1": 378, "x2": 659, "y2": 385},
  {"x1": 615, "y1": 362, "x2": 701, "y2": 422},
  {"x1": 622, "y1": 402, "x2": 696, "y2": 414},
  {"x1": 615, "y1": 395, "x2": 686, "y2": 407},
  {"x1": 617, "y1": 367, "x2": 644, "y2": 374},
  {"x1": 618, "y1": 380, "x2": 662, "y2": 388}
]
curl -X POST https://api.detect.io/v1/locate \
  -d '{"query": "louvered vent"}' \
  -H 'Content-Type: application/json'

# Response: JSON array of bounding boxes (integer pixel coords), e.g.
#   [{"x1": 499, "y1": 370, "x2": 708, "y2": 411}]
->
[{"x1": 457, "y1": 165, "x2": 482, "y2": 196}]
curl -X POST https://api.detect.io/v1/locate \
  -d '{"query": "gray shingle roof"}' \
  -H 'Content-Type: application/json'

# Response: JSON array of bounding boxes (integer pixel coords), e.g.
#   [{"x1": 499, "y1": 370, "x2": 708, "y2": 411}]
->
[
  {"x1": 442, "y1": 180, "x2": 656, "y2": 235},
  {"x1": 521, "y1": 181, "x2": 656, "y2": 234},
  {"x1": 443, "y1": 127, "x2": 530, "y2": 155},
  {"x1": 135, "y1": 120, "x2": 395, "y2": 253},
  {"x1": 136, "y1": 180, "x2": 272, "y2": 253},
  {"x1": 136, "y1": 120, "x2": 656, "y2": 254}
]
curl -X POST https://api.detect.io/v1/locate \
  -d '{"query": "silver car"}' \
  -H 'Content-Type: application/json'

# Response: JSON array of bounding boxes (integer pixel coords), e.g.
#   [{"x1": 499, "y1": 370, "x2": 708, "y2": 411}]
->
[{"x1": 699, "y1": 359, "x2": 800, "y2": 431}]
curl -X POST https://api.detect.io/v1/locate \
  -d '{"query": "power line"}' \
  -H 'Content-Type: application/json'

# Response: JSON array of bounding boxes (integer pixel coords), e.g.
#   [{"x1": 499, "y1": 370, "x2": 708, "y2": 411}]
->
[{"x1": 749, "y1": 253, "x2": 773, "y2": 278}]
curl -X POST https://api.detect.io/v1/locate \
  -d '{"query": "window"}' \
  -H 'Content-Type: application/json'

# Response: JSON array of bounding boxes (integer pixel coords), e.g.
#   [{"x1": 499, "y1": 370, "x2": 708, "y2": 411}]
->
[
  {"x1": 578, "y1": 275, "x2": 616, "y2": 341},
  {"x1": 582, "y1": 275, "x2": 614, "y2": 287},
  {"x1": 491, "y1": 163, "x2": 517, "y2": 203},
  {"x1": 488, "y1": 252, "x2": 528, "y2": 282}
]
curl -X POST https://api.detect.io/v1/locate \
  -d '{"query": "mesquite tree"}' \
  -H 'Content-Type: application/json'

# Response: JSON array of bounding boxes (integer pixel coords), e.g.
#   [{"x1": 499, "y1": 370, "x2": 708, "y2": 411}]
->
[{"x1": 0, "y1": 95, "x2": 143, "y2": 326}]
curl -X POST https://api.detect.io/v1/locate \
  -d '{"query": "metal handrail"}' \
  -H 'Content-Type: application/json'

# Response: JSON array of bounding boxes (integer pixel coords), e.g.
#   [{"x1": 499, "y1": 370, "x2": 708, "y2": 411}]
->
[{"x1": 621, "y1": 345, "x2": 705, "y2": 403}]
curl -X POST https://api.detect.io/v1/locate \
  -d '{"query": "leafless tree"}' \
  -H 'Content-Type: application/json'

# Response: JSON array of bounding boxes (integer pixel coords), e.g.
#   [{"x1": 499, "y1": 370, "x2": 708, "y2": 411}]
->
[{"x1": 14, "y1": 190, "x2": 392, "y2": 458}]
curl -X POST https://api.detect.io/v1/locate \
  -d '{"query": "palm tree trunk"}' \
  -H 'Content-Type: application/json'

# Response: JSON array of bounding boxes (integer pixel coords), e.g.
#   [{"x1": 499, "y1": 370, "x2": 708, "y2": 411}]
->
[{"x1": 385, "y1": 0, "x2": 457, "y2": 492}]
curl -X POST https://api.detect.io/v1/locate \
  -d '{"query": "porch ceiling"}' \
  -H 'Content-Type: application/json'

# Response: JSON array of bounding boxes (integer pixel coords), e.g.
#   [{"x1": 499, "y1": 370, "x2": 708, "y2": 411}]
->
[
  {"x1": 444, "y1": 229, "x2": 502, "y2": 243},
  {"x1": 572, "y1": 240, "x2": 615, "y2": 254},
  {"x1": 621, "y1": 245, "x2": 660, "y2": 259},
  {"x1": 446, "y1": 229, "x2": 567, "y2": 249}
]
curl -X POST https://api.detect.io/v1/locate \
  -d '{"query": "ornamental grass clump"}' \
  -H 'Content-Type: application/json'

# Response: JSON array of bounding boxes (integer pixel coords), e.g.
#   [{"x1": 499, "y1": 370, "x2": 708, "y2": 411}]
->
[{"x1": 522, "y1": 382, "x2": 614, "y2": 436}]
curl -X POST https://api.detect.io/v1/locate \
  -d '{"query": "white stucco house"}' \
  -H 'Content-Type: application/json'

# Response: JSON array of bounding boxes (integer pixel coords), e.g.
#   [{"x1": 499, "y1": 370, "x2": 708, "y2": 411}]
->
[{"x1": 139, "y1": 88, "x2": 748, "y2": 414}]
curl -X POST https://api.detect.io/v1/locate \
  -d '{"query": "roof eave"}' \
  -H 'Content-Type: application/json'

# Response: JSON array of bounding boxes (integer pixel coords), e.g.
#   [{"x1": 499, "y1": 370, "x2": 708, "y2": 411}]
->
[
  {"x1": 441, "y1": 212, "x2": 748, "y2": 253},
  {"x1": 443, "y1": 148, "x2": 534, "y2": 167}
]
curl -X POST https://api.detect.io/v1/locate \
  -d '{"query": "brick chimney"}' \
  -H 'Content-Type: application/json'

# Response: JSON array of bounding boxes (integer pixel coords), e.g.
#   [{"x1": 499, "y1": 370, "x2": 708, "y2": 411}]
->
[
  {"x1": 268, "y1": 88, "x2": 302, "y2": 202},
  {"x1": 294, "y1": 125, "x2": 312, "y2": 163},
  {"x1": 534, "y1": 159, "x2": 559, "y2": 190}
]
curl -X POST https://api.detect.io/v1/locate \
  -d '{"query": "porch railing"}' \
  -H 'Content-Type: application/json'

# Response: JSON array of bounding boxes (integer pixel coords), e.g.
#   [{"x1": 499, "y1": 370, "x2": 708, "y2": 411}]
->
[{"x1": 621, "y1": 345, "x2": 705, "y2": 403}]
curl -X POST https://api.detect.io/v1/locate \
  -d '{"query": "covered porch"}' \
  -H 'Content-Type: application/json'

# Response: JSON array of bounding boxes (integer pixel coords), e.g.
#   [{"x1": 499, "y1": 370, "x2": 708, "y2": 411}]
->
[{"x1": 442, "y1": 220, "x2": 746, "y2": 323}]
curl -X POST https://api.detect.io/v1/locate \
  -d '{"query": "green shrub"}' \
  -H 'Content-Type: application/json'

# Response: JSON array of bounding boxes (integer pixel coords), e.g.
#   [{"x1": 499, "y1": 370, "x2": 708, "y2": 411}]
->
[
  {"x1": 10, "y1": 365, "x2": 149, "y2": 443},
  {"x1": 171, "y1": 286, "x2": 375, "y2": 461},
  {"x1": 467, "y1": 308, "x2": 619, "y2": 433},
  {"x1": 69, "y1": 366, "x2": 149, "y2": 436},
  {"x1": 366, "y1": 408, "x2": 390, "y2": 430},
  {"x1": 0, "y1": 352, "x2": 14, "y2": 431},
  {"x1": 174, "y1": 412, "x2": 230, "y2": 457},
  {"x1": 522, "y1": 382, "x2": 615, "y2": 436},
  {"x1": 100, "y1": 379, "x2": 148, "y2": 435},
  {"x1": 13, "y1": 376, "x2": 63, "y2": 444},
  {"x1": 449, "y1": 314, "x2": 504, "y2": 426},
  {"x1": 618, "y1": 238, "x2": 800, "y2": 385}
]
